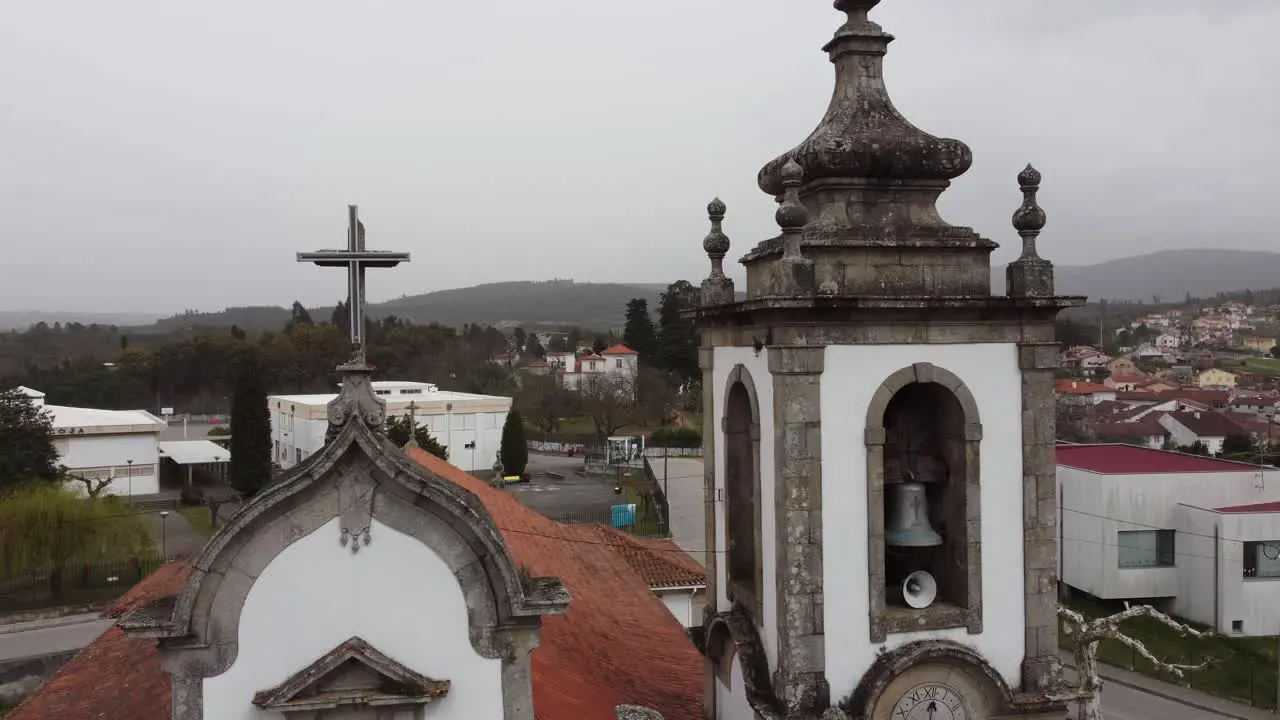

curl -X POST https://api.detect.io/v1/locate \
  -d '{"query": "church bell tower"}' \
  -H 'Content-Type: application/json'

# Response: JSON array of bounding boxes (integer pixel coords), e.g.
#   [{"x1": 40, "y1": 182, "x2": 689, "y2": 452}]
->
[{"x1": 693, "y1": 2, "x2": 1084, "y2": 718}]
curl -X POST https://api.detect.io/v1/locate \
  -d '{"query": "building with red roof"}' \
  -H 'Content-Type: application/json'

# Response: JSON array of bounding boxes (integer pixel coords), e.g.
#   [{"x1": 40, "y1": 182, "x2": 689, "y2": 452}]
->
[
  {"x1": 8, "y1": 378, "x2": 703, "y2": 720},
  {"x1": 1057, "y1": 443, "x2": 1280, "y2": 637}
]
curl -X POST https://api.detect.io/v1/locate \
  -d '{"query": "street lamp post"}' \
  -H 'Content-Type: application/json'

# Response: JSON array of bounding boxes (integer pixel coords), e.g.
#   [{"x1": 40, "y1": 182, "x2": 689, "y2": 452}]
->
[
  {"x1": 126, "y1": 459, "x2": 134, "y2": 501},
  {"x1": 159, "y1": 510, "x2": 169, "y2": 557}
]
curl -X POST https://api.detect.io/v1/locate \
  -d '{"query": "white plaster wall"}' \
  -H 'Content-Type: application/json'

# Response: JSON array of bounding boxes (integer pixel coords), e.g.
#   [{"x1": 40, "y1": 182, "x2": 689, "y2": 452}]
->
[
  {"x1": 716, "y1": 657, "x2": 755, "y2": 720},
  {"x1": 204, "y1": 517, "x2": 503, "y2": 720},
  {"x1": 1219, "y1": 513, "x2": 1280, "y2": 637},
  {"x1": 711, "y1": 346, "x2": 777, "y2": 671},
  {"x1": 659, "y1": 590, "x2": 697, "y2": 627},
  {"x1": 278, "y1": 412, "x2": 503, "y2": 472},
  {"x1": 59, "y1": 433, "x2": 160, "y2": 496},
  {"x1": 821, "y1": 344, "x2": 1026, "y2": 700},
  {"x1": 1059, "y1": 466, "x2": 1280, "y2": 600},
  {"x1": 1171, "y1": 504, "x2": 1219, "y2": 628}
]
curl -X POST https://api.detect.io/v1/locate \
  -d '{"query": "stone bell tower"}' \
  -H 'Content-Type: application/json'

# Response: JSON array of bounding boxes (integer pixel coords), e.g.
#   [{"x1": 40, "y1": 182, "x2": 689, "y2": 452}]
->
[{"x1": 692, "y1": 2, "x2": 1084, "y2": 719}]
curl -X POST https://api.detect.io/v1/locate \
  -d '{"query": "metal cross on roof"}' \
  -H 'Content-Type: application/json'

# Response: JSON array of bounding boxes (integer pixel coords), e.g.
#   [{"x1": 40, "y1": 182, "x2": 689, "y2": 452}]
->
[{"x1": 297, "y1": 205, "x2": 410, "y2": 363}]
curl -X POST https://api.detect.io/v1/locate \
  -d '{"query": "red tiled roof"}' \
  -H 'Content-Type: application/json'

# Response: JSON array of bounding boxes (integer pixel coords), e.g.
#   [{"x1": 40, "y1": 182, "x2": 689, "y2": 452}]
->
[
  {"x1": 1055, "y1": 379, "x2": 1112, "y2": 395},
  {"x1": 1156, "y1": 388, "x2": 1230, "y2": 406},
  {"x1": 11, "y1": 453, "x2": 703, "y2": 720},
  {"x1": 600, "y1": 344, "x2": 638, "y2": 355},
  {"x1": 596, "y1": 527, "x2": 706, "y2": 589},
  {"x1": 1163, "y1": 410, "x2": 1247, "y2": 439},
  {"x1": 1056, "y1": 443, "x2": 1264, "y2": 474},
  {"x1": 1216, "y1": 501, "x2": 1280, "y2": 514},
  {"x1": 1096, "y1": 414, "x2": 1168, "y2": 439},
  {"x1": 1114, "y1": 390, "x2": 1163, "y2": 403}
]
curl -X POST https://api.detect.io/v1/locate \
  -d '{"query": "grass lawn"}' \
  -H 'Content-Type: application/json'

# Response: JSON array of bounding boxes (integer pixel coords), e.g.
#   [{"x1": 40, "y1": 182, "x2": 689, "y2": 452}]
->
[
  {"x1": 178, "y1": 505, "x2": 217, "y2": 539},
  {"x1": 1061, "y1": 594, "x2": 1278, "y2": 708},
  {"x1": 1244, "y1": 357, "x2": 1280, "y2": 376}
]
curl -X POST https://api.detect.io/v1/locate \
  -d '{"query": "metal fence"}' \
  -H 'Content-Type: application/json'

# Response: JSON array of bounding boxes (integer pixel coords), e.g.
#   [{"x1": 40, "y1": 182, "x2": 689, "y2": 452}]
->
[
  {"x1": 0, "y1": 555, "x2": 177, "y2": 615},
  {"x1": 554, "y1": 506, "x2": 669, "y2": 539}
]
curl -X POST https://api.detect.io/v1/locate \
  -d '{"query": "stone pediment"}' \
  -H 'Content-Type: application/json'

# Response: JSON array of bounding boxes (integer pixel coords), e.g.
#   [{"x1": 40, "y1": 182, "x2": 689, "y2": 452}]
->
[{"x1": 252, "y1": 636, "x2": 449, "y2": 714}]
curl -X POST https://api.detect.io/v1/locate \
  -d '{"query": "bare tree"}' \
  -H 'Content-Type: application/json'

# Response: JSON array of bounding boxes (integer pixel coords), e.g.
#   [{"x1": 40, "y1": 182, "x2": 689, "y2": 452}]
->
[
  {"x1": 63, "y1": 469, "x2": 114, "y2": 498},
  {"x1": 579, "y1": 373, "x2": 637, "y2": 440},
  {"x1": 1055, "y1": 604, "x2": 1214, "y2": 720}
]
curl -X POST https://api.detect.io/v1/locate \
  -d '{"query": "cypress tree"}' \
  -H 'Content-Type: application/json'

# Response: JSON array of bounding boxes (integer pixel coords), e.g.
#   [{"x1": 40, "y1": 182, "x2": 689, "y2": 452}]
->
[
  {"x1": 228, "y1": 346, "x2": 273, "y2": 497},
  {"x1": 499, "y1": 409, "x2": 529, "y2": 477}
]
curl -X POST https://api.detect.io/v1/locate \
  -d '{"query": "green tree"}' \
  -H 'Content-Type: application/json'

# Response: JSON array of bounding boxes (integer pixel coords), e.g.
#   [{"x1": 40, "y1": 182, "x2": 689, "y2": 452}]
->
[
  {"x1": 228, "y1": 347, "x2": 273, "y2": 497},
  {"x1": 499, "y1": 409, "x2": 529, "y2": 476},
  {"x1": 592, "y1": 336, "x2": 608, "y2": 354},
  {"x1": 285, "y1": 300, "x2": 314, "y2": 331},
  {"x1": 0, "y1": 484, "x2": 150, "y2": 599},
  {"x1": 622, "y1": 299, "x2": 658, "y2": 362},
  {"x1": 526, "y1": 335, "x2": 546, "y2": 358},
  {"x1": 655, "y1": 280, "x2": 700, "y2": 384},
  {"x1": 0, "y1": 388, "x2": 61, "y2": 489},
  {"x1": 1221, "y1": 434, "x2": 1255, "y2": 459},
  {"x1": 385, "y1": 414, "x2": 449, "y2": 461}
]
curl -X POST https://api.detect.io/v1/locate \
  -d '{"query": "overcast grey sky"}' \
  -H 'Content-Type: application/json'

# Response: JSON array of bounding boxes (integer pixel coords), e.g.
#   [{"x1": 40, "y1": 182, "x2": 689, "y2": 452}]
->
[{"x1": 1, "y1": 1, "x2": 1276, "y2": 314}]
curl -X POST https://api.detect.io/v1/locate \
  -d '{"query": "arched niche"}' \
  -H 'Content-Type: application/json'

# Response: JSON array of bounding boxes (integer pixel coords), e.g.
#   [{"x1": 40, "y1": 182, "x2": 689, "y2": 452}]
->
[
  {"x1": 121, "y1": 419, "x2": 568, "y2": 720},
  {"x1": 721, "y1": 364, "x2": 763, "y2": 618},
  {"x1": 843, "y1": 640, "x2": 1017, "y2": 720},
  {"x1": 864, "y1": 362, "x2": 983, "y2": 642}
]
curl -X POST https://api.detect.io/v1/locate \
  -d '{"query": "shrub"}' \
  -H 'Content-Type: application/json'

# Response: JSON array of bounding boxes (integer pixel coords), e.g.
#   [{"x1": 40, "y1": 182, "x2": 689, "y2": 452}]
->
[{"x1": 649, "y1": 426, "x2": 702, "y2": 448}]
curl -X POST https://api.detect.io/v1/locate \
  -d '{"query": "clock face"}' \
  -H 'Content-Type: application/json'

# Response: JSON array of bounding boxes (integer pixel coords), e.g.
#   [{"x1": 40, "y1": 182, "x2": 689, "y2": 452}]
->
[{"x1": 893, "y1": 682, "x2": 970, "y2": 720}]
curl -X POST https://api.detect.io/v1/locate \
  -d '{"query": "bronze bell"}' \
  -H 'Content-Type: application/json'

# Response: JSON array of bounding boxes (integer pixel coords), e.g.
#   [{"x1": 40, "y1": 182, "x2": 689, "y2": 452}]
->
[{"x1": 885, "y1": 481, "x2": 943, "y2": 547}]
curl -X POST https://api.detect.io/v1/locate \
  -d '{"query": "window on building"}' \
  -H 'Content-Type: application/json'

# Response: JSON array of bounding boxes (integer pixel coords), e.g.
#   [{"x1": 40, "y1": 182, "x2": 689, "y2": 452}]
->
[
  {"x1": 1117, "y1": 529, "x2": 1176, "y2": 568},
  {"x1": 296, "y1": 448, "x2": 303, "y2": 464},
  {"x1": 1243, "y1": 541, "x2": 1280, "y2": 579},
  {"x1": 616, "y1": 359, "x2": 623, "y2": 368}
]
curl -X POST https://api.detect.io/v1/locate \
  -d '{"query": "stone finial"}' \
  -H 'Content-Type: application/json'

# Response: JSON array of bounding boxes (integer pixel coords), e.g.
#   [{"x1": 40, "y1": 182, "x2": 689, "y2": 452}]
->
[
  {"x1": 777, "y1": 160, "x2": 809, "y2": 253},
  {"x1": 1013, "y1": 163, "x2": 1047, "y2": 245},
  {"x1": 325, "y1": 359, "x2": 387, "y2": 444},
  {"x1": 775, "y1": 161, "x2": 817, "y2": 295},
  {"x1": 700, "y1": 197, "x2": 736, "y2": 307},
  {"x1": 703, "y1": 197, "x2": 731, "y2": 278},
  {"x1": 1005, "y1": 163, "x2": 1055, "y2": 298}
]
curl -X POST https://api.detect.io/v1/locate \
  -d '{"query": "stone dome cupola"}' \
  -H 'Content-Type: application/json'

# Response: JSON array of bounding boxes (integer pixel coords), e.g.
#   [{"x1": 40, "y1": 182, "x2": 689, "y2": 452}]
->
[
  {"x1": 757, "y1": 0, "x2": 972, "y2": 196},
  {"x1": 739, "y1": 0, "x2": 997, "y2": 300}
]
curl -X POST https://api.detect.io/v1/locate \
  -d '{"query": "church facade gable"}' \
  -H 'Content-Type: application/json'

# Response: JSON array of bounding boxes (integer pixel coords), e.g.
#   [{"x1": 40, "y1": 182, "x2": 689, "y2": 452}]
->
[{"x1": 120, "y1": 387, "x2": 569, "y2": 720}]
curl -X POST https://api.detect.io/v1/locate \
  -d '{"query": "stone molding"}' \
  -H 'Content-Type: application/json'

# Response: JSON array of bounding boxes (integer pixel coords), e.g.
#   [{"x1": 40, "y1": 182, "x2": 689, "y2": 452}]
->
[
  {"x1": 842, "y1": 640, "x2": 1011, "y2": 718},
  {"x1": 864, "y1": 362, "x2": 983, "y2": 642},
  {"x1": 722, "y1": 364, "x2": 764, "y2": 619},
  {"x1": 119, "y1": 418, "x2": 568, "y2": 720}
]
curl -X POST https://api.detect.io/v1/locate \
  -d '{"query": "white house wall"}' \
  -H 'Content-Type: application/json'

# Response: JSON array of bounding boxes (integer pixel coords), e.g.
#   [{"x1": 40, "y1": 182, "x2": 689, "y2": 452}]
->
[
  {"x1": 58, "y1": 433, "x2": 161, "y2": 497},
  {"x1": 821, "y1": 344, "x2": 1026, "y2": 701},
  {"x1": 203, "y1": 516, "x2": 503, "y2": 719},
  {"x1": 716, "y1": 656, "x2": 755, "y2": 720},
  {"x1": 1218, "y1": 512, "x2": 1280, "y2": 636},
  {"x1": 1171, "y1": 505, "x2": 1220, "y2": 628},
  {"x1": 1059, "y1": 466, "x2": 1280, "y2": 600},
  {"x1": 711, "y1": 347, "x2": 777, "y2": 671}
]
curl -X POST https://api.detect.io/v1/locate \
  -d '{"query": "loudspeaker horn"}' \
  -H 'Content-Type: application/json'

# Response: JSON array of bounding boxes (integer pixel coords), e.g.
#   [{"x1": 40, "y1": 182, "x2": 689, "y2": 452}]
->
[{"x1": 903, "y1": 570, "x2": 937, "y2": 610}]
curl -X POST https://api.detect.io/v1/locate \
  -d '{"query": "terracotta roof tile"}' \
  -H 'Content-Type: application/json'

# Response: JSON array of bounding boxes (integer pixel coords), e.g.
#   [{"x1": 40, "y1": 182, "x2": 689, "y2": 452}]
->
[
  {"x1": 595, "y1": 526, "x2": 706, "y2": 589},
  {"x1": 600, "y1": 344, "x2": 639, "y2": 356},
  {"x1": 1054, "y1": 379, "x2": 1112, "y2": 395},
  {"x1": 1216, "y1": 501, "x2": 1280, "y2": 513},
  {"x1": 11, "y1": 450, "x2": 703, "y2": 720}
]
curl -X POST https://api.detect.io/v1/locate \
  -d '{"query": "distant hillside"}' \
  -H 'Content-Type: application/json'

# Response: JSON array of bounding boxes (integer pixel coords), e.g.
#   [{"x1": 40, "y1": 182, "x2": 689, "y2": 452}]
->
[
  {"x1": 133, "y1": 282, "x2": 674, "y2": 335},
  {"x1": 86, "y1": 249, "x2": 1280, "y2": 335},
  {"x1": 992, "y1": 249, "x2": 1280, "y2": 302},
  {"x1": 0, "y1": 310, "x2": 164, "y2": 332}
]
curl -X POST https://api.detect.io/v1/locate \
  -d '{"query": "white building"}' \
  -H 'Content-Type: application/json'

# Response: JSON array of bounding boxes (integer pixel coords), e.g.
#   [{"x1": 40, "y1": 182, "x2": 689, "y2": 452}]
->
[
  {"x1": 1177, "y1": 500, "x2": 1280, "y2": 637},
  {"x1": 269, "y1": 381, "x2": 511, "y2": 473},
  {"x1": 543, "y1": 344, "x2": 640, "y2": 391},
  {"x1": 16, "y1": 387, "x2": 168, "y2": 497},
  {"x1": 1057, "y1": 443, "x2": 1280, "y2": 635}
]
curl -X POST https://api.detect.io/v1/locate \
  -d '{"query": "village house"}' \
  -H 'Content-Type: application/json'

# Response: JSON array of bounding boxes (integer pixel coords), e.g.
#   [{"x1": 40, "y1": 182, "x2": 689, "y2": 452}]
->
[
  {"x1": 1198, "y1": 368, "x2": 1239, "y2": 389},
  {"x1": 1158, "y1": 410, "x2": 1248, "y2": 455},
  {"x1": 1108, "y1": 356, "x2": 1141, "y2": 376},
  {"x1": 1055, "y1": 379, "x2": 1116, "y2": 406},
  {"x1": 542, "y1": 344, "x2": 641, "y2": 391},
  {"x1": 1241, "y1": 334, "x2": 1276, "y2": 354}
]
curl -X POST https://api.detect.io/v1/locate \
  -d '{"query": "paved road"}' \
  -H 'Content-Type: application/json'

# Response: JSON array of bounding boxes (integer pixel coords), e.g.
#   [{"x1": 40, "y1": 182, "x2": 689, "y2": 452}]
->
[
  {"x1": 1102, "y1": 682, "x2": 1236, "y2": 720},
  {"x1": 649, "y1": 457, "x2": 706, "y2": 567},
  {"x1": 506, "y1": 454, "x2": 618, "y2": 521},
  {"x1": 0, "y1": 616, "x2": 114, "y2": 662}
]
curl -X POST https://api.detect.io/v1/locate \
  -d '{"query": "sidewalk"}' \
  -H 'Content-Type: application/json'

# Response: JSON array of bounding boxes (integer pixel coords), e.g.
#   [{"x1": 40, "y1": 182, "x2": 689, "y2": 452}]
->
[
  {"x1": 1060, "y1": 650, "x2": 1276, "y2": 720},
  {"x1": 0, "y1": 612, "x2": 103, "y2": 636}
]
